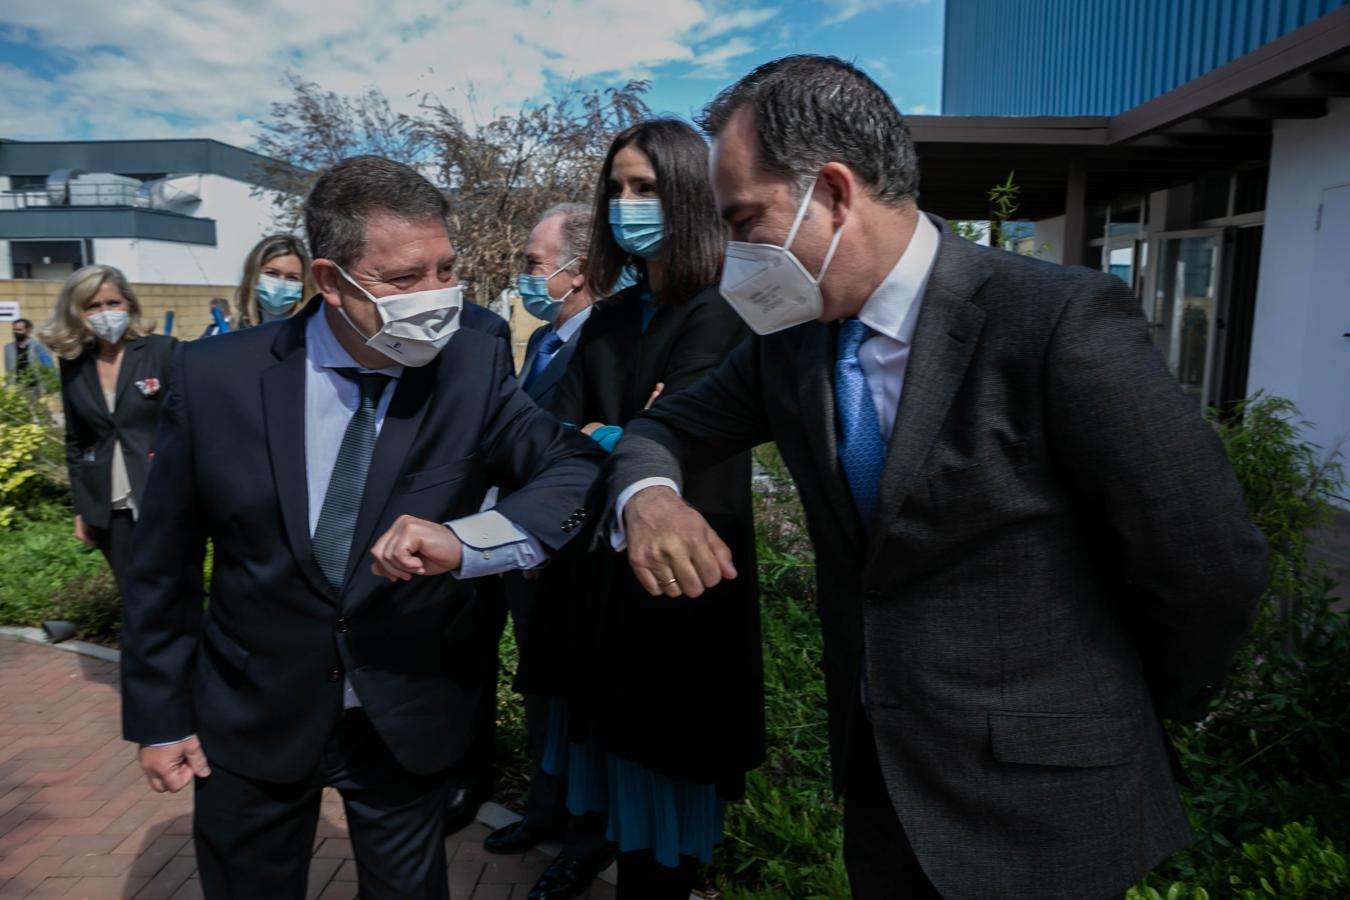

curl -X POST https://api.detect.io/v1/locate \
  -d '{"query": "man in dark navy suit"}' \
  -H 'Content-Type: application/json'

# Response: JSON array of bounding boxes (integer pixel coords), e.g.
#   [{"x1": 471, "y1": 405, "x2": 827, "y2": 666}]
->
[{"x1": 120, "y1": 156, "x2": 604, "y2": 900}]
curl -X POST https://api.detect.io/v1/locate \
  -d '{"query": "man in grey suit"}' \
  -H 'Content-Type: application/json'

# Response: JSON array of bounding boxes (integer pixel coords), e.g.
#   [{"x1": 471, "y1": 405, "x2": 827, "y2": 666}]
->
[{"x1": 608, "y1": 56, "x2": 1269, "y2": 899}]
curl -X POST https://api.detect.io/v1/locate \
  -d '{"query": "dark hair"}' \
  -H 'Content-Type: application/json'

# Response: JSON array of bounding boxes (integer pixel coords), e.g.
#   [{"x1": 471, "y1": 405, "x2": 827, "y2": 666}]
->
[
  {"x1": 586, "y1": 119, "x2": 724, "y2": 307},
  {"x1": 303, "y1": 155, "x2": 450, "y2": 270},
  {"x1": 14, "y1": 318, "x2": 33, "y2": 329},
  {"x1": 233, "y1": 233, "x2": 313, "y2": 327},
  {"x1": 698, "y1": 55, "x2": 919, "y2": 206}
]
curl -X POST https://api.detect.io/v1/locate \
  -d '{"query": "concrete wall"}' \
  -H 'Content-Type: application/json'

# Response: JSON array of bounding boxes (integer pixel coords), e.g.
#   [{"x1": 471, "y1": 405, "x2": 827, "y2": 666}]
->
[
  {"x1": 0, "y1": 278, "x2": 233, "y2": 342},
  {"x1": 1249, "y1": 97, "x2": 1350, "y2": 477}
]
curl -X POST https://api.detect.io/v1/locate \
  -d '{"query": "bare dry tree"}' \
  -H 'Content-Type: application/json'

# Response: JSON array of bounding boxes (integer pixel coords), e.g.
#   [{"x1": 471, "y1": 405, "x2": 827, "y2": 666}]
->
[{"x1": 251, "y1": 75, "x2": 650, "y2": 302}]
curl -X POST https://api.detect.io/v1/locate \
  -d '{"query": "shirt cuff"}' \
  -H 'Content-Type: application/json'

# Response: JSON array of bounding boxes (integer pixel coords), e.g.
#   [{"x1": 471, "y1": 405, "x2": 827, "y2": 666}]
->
[
  {"x1": 610, "y1": 478, "x2": 681, "y2": 551},
  {"x1": 447, "y1": 510, "x2": 546, "y2": 578},
  {"x1": 143, "y1": 736, "x2": 195, "y2": 748}
]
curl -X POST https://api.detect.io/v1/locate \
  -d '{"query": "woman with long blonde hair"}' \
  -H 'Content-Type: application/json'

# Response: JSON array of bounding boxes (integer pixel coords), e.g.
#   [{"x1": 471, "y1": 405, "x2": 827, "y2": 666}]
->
[
  {"x1": 39, "y1": 264, "x2": 176, "y2": 583},
  {"x1": 234, "y1": 234, "x2": 312, "y2": 327}
]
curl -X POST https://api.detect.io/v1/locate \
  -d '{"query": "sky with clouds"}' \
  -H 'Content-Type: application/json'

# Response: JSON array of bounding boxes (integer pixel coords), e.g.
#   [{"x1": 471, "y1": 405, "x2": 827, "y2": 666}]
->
[{"x1": 0, "y1": 0, "x2": 944, "y2": 152}]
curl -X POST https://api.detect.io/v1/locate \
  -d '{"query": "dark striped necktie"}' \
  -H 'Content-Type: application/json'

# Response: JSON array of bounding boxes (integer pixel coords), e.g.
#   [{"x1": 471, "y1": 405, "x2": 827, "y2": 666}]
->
[{"x1": 312, "y1": 369, "x2": 391, "y2": 591}]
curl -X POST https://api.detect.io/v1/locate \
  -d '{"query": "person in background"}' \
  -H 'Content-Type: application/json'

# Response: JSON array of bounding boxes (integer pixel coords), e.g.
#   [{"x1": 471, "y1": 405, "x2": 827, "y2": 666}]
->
[
  {"x1": 6, "y1": 317, "x2": 55, "y2": 388},
  {"x1": 482, "y1": 201, "x2": 614, "y2": 900},
  {"x1": 542, "y1": 119, "x2": 763, "y2": 900},
  {"x1": 234, "y1": 234, "x2": 311, "y2": 328},
  {"x1": 38, "y1": 265, "x2": 176, "y2": 584},
  {"x1": 199, "y1": 298, "x2": 233, "y2": 338}
]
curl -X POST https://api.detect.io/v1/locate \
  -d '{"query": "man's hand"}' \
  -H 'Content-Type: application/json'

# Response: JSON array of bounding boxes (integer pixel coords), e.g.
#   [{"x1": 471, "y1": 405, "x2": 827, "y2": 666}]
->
[
  {"x1": 73, "y1": 514, "x2": 96, "y2": 548},
  {"x1": 624, "y1": 486, "x2": 736, "y2": 598},
  {"x1": 369, "y1": 515, "x2": 463, "y2": 581},
  {"x1": 139, "y1": 737, "x2": 210, "y2": 793}
]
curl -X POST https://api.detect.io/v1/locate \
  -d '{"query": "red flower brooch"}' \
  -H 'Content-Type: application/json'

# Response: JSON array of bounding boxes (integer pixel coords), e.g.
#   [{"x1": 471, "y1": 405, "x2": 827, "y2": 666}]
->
[{"x1": 135, "y1": 377, "x2": 161, "y2": 398}]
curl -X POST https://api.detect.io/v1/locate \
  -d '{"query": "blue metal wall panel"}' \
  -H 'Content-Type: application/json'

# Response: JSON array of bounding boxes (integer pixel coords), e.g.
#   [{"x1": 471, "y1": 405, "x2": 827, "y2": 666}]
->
[{"x1": 942, "y1": 0, "x2": 1350, "y2": 115}]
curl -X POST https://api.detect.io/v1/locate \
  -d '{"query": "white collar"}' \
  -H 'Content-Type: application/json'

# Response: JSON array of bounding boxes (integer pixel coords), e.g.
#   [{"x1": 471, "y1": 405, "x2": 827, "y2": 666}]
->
[
  {"x1": 306, "y1": 304, "x2": 403, "y2": 378},
  {"x1": 553, "y1": 303, "x2": 593, "y2": 343},
  {"x1": 856, "y1": 211, "x2": 940, "y2": 345}
]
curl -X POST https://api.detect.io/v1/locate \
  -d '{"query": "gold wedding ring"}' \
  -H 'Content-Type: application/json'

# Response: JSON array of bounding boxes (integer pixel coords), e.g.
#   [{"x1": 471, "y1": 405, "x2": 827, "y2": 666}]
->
[{"x1": 658, "y1": 577, "x2": 679, "y2": 586}]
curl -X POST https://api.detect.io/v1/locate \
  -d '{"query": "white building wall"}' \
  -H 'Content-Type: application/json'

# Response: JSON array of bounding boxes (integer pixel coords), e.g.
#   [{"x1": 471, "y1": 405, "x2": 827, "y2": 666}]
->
[
  {"x1": 1030, "y1": 215, "x2": 1065, "y2": 264},
  {"x1": 89, "y1": 175, "x2": 279, "y2": 286},
  {"x1": 1249, "y1": 97, "x2": 1350, "y2": 478}
]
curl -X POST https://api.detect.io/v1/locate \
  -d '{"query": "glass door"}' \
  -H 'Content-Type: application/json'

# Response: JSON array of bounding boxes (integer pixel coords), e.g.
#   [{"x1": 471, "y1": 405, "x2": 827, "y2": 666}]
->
[{"x1": 1149, "y1": 229, "x2": 1226, "y2": 405}]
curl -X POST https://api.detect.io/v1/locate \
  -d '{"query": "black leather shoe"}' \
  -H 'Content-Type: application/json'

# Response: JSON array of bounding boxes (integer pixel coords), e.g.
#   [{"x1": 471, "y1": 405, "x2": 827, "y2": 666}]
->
[
  {"x1": 444, "y1": 782, "x2": 491, "y2": 836},
  {"x1": 485, "y1": 819, "x2": 560, "y2": 855},
  {"x1": 528, "y1": 855, "x2": 607, "y2": 900}
]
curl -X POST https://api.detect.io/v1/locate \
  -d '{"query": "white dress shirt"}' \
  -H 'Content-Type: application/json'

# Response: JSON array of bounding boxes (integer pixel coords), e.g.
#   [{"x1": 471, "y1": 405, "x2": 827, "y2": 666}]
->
[{"x1": 612, "y1": 212, "x2": 941, "y2": 546}]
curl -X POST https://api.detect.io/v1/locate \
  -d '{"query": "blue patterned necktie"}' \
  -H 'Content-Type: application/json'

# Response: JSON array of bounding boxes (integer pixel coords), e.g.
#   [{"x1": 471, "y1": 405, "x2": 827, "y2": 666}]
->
[
  {"x1": 312, "y1": 369, "x2": 391, "y2": 590},
  {"x1": 524, "y1": 330, "x2": 565, "y2": 390},
  {"x1": 835, "y1": 319, "x2": 886, "y2": 528}
]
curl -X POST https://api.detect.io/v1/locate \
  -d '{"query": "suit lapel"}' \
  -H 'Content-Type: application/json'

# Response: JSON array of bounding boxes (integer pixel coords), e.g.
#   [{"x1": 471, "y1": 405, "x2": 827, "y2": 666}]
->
[
  {"x1": 868, "y1": 229, "x2": 989, "y2": 557},
  {"x1": 261, "y1": 311, "x2": 337, "y2": 603},
  {"x1": 343, "y1": 359, "x2": 436, "y2": 587},
  {"x1": 76, "y1": 353, "x2": 111, "y2": 423},
  {"x1": 113, "y1": 339, "x2": 146, "y2": 408},
  {"x1": 794, "y1": 323, "x2": 869, "y2": 550}
]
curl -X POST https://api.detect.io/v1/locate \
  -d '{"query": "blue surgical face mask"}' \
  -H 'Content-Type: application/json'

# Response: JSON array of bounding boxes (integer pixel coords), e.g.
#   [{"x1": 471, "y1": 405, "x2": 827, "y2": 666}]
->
[
  {"x1": 255, "y1": 274, "x2": 303, "y2": 315},
  {"x1": 609, "y1": 199, "x2": 664, "y2": 259},
  {"x1": 517, "y1": 256, "x2": 579, "y2": 324}
]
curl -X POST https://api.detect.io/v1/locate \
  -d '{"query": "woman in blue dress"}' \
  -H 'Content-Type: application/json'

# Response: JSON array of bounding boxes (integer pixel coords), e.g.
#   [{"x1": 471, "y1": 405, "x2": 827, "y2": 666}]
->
[{"x1": 538, "y1": 118, "x2": 764, "y2": 898}]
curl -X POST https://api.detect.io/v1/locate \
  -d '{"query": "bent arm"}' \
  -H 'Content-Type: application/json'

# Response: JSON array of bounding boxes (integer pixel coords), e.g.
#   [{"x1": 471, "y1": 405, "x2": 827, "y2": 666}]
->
[{"x1": 1045, "y1": 275, "x2": 1268, "y2": 720}]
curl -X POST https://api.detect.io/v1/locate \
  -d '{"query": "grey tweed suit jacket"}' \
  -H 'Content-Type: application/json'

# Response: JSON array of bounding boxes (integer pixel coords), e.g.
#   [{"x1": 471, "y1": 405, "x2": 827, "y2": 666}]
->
[{"x1": 605, "y1": 217, "x2": 1268, "y2": 900}]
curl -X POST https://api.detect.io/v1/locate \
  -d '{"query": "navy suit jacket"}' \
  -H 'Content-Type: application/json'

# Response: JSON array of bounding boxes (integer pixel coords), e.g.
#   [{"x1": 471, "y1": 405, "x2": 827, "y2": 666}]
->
[
  {"x1": 462, "y1": 302, "x2": 514, "y2": 376},
  {"x1": 120, "y1": 300, "x2": 603, "y2": 781}
]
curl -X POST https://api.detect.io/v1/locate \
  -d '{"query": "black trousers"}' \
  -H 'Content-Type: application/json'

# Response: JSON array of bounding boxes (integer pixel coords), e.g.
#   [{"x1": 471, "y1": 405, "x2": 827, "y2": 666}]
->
[
  {"x1": 90, "y1": 509, "x2": 135, "y2": 587},
  {"x1": 194, "y1": 709, "x2": 450, "y2": 900},
  {"x1": 507, "y1": 575, "x2": 611, "y2": 865},
  {"x1": 844, "y1": 716, "x2": 943, "y2": 899}
]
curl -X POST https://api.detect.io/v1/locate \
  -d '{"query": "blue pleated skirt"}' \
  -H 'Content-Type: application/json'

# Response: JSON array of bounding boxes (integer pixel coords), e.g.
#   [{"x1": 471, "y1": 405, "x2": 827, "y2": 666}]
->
[{"x1": 541, "y1": 698, "x2": 725, "y2": 867}]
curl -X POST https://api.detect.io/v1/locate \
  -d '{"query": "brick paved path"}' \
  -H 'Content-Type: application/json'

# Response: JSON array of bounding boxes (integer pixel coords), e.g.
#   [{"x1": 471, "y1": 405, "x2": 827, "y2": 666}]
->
[{"x1": 0, "y1": 639, "x2": 615, "y2": 900}]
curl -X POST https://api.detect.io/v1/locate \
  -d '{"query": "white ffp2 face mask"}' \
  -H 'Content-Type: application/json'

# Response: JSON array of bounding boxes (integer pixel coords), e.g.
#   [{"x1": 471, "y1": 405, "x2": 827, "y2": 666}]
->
[
  {"x1": 335, "y1": 267, "x2": 463, "y2": 367},
  {"x1": 718, "y1": 176, "x2": 845, "y2": 336},
  {"x1": 87, "y1": 309, "x2": 130, "y2": 344}
]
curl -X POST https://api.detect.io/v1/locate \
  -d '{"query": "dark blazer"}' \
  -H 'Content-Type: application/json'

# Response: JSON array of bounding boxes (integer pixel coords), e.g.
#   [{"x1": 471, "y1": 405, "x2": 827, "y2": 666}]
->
[
  {"x1": 606, "y1": 220, "x2": 1269, "y2": 899},
  {"x1": 462, "y1": 302, "x2": 514, "y2": 376},
  {"x1": 543, "y1": 284, "x2": 764, "y2": 795},
  {"x1": 520, "y1": 321, "x2": 581, "y2": 411},
  {"x1": 120, "y1": 300, "x2": 604, "y2": 783},
  {"x1": 59, "y1": 334, "x2": 177, "y2": 530}
]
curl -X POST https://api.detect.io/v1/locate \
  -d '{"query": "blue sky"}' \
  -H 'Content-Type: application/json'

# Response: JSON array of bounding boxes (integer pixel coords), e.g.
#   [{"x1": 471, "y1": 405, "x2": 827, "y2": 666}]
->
[{"x1": 0, "y1": 1, "x2": 944, "y2": 151}]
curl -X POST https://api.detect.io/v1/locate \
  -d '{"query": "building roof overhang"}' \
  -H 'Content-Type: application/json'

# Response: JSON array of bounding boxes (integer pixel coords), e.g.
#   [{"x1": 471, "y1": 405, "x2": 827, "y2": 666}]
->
[{"x1": 907, "y1": 5, "x2": 1350, "y2": 220}]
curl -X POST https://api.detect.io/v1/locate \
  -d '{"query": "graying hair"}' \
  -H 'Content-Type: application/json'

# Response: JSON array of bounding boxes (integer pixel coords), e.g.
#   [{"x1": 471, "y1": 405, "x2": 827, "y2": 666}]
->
[
  {"x1": 303, "y1": 156, "x2": 450, "y2": 269},
  {"x1": 539, "y1": 202, "x2": 592, "y2": 271}
]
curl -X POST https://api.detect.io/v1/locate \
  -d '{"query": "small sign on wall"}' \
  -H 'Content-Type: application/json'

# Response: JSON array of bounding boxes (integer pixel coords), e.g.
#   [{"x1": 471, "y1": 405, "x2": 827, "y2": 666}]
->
[{"x1": 0, "y1": 301, "x2": 19, "y2": 322}]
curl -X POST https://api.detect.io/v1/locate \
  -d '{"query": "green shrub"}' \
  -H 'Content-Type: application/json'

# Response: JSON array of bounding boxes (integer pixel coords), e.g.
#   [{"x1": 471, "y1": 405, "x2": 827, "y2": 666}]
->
[
  {"x1": 1227, "y1": 821, "x2": 1349, "y2": 899},
  {"x1": 0, "y1": 510, "x2": 107, "y2": 627},
  {"x1": 45, "y1": 567, "x2": 121, "y2": 643}
]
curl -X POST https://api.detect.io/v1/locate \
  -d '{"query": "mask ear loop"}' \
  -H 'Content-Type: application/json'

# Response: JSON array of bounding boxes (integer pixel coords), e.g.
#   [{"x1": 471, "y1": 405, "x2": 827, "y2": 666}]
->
[
  {"x1": 782, "y1": 176, "x2": 820, "y2": 250},
  {"x1": 547, "y1": 256, "x2": 581, "y2": 304}
]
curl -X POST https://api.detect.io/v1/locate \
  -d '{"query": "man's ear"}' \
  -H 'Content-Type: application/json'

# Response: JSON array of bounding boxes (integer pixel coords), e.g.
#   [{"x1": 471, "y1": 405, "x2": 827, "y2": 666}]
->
[
  {"x1": 311, "y1": 260, "x2": 344, "y2": 308},
  {"x1": 818, "y1": 162, "x2": 856, "y2": 230},
  {"x1": 571, "y1": 256, "x2": 589, "y2": 290}
]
